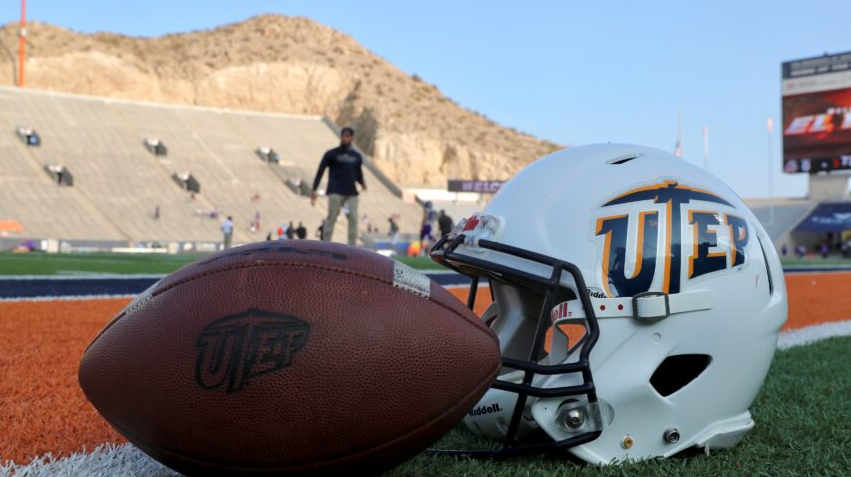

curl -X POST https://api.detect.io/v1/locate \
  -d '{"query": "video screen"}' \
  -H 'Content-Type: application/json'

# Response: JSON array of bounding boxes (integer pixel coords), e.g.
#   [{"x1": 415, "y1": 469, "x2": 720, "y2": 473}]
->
[{"x1": 782, "y1": 51, "x2": 851, "y2": 174}]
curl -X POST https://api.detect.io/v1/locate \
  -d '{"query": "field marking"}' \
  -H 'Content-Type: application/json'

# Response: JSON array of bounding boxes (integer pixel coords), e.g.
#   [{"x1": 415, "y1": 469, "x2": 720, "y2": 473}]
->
[
  {"x1": 782, "y1": 269, "x2": 851, "y2": 275},
  {"x1": 0, "y1": 443, "x2": 177, "y2": 477},
  {"x1": 0, "y1": 274, "x2": 166, "y2": 280},
  {"x1": 0, "y1": 255, "x2": 170, "y2": 263},
  {"x1": 0, "y1": 294, "x2": 137, "y2": 303},
  {"x1": 777, "y1": 319, "x2": 851, "y2": 350}
]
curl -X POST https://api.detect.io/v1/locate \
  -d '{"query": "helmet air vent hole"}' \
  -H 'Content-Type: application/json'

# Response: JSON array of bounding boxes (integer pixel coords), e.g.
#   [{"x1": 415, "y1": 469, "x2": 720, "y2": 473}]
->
[
  {"x1": 607, "y1": 154, "x2": 641, "y2": 165},
  {"x1": 650, "y1": 354, "x2": 711, "y2": 397}
]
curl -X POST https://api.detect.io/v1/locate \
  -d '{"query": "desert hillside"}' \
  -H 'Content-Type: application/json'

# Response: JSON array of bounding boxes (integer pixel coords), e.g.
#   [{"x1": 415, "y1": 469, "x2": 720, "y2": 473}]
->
[{"x1": 0, "y1": 15, "x2": 560, "y2": 186}]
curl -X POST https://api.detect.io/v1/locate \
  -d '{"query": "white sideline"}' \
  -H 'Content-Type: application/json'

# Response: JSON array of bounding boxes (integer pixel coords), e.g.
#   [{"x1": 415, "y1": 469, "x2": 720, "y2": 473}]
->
[
  {"x1": 776, "y1": 319, "x2": 851, "y2": 350},
  {"x1": 1, "y1": 320, "x2": 850, "y2": 476},
  {"x1": 0, "y1": 294, "x2": 137, "y2": 303},
  {"x1": 0, "y1": 443, "x2": 178, "y2": 477},
  {"x1": 0, "y1": 274, "x2": 167, "y2": 280}
]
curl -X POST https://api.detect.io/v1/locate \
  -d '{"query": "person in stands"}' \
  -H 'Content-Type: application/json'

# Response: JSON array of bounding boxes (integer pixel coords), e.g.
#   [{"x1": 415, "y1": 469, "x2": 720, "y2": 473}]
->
[
  {"x1": 437, "y1": 209, "x2": 454, "y2": 237},
  {"x1": 221, "y1": 216, "x2": 234, "y2": 250},
  {"x1": 419, "y1": 201, "x2": 438, "y2": 255}
]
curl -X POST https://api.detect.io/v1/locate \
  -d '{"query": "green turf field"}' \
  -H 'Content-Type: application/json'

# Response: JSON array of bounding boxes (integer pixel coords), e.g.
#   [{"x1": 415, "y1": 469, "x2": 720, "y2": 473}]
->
[
  {"x1": 780, "y1": 257, "x2": 851, "y2": 267},
  {"x1": 387, "y1": 336, "x2": 851, "y2": 476},
  {"x1": 392, "y1": 254, "x2": 446, "y2": 270},
  {"x1": 0, "y1": 252, "x2": 207, "y2": 275},
  {"x1": 0, "y1": 251, "x2": 442, "y2": 275},
  {"x1": 1, "y1": 251, "x2": 850, "y2": 276}
]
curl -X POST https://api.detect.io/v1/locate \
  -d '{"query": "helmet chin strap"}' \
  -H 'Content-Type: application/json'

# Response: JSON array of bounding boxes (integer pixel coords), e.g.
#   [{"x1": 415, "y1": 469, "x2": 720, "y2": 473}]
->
[
  {"x1": 549, "y1": 289, "x2": 716, "y2": 364},
  {"x1": 552, "y1": 289, "x2": 716, "y2": 321}
]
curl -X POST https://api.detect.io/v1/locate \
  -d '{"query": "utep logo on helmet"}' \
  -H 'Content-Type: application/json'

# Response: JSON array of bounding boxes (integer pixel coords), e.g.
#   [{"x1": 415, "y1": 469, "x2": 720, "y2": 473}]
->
[
  {"x1": 594, "y1": 180, "x2": 749, "y2": 297},
  {"x1": 195, "y1": 309, "x2": 309, "y2": 393}
]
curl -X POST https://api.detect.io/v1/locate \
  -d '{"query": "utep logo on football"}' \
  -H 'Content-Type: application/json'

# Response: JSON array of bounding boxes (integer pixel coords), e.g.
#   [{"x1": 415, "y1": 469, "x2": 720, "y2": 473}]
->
[
  {"x1": 594, "y1": 180, "x2": 749, "y2": 297},
  {"x1": 195, "y1": 309, "x2": 309, "y2": 393}
]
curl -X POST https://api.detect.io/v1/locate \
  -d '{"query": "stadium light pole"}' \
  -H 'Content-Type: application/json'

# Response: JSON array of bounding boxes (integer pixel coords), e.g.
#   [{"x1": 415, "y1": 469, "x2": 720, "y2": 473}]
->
[{"x1": 18, "y1": 0, "x2": 25, "y2": 88}]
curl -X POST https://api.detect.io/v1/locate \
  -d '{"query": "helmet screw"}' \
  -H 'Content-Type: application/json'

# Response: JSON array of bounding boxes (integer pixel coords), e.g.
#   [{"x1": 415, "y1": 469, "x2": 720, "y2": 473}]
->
[
  {"x1": 664, "y1": 428, "x2": 680, "y2": 444},
  {"x1": 565, "y1": 409, "x2": 585, "y2": 429},
  {"x1": 621, "y1": 435, "x2": 634, "y2": 449}
]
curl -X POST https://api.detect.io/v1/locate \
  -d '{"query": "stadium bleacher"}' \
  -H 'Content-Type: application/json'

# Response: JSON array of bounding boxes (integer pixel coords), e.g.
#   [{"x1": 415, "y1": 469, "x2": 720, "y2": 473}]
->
[
  {"x1": 0, "y1": 86, "x2": 422, "y2": 247},
  {"x1": 0, "y1": 95, "x2": 125, "y2": 241},
  {"x1": 744, "y1": 198, "x2": 817, "y2": 247}
]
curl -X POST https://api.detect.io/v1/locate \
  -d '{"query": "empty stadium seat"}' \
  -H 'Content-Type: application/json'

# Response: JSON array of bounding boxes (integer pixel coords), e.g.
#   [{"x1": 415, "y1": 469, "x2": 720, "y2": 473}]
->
[
  {"x1": 256, "y1": 146, "x2": 280, "y2": 163},
  {"x1": 16, "y1": 126, "x2": 40, "y2": 146},
  {"x1": 172, "y1": 171, "x2": 201, "y2": 193},
  {"x1": 144, "y1": 138, "x2": 168, "y2": 156},
  {"x1": 43, "y1": 164, "x2": 73, "y2": 186}
]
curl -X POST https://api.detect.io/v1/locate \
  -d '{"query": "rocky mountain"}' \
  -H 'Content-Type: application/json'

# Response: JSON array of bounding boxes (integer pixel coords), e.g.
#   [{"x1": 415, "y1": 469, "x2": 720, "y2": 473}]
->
[{"x1": 0, "y1": 15, "x2": 561, "y2": 186}]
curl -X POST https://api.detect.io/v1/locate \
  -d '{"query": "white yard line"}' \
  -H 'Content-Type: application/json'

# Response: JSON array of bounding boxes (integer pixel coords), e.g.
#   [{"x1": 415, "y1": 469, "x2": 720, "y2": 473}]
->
[
  {"x1": 0, "y1": 443, "x2": 178, "y2": 477},
  {"x1": 0, "y1": 274, "x2": 166, "y2": 280},
  {"x1": 777, "y1": 319, "x2": 851, "y2": 350},
  {"x1": 0, "y1": 294, "x2": 137, "y2": 303}
]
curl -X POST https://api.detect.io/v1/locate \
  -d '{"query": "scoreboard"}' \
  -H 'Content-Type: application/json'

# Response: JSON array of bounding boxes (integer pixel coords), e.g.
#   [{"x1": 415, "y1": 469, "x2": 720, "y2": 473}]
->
[{"x1": 782, "y1": 51, "x2": 851, "y2": 174}]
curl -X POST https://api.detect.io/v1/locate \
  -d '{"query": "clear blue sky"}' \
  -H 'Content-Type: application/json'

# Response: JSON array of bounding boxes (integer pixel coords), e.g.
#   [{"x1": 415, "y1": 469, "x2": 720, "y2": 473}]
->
[{"x1": 5, "y1": 1, "x2": 851, "y2": 198}]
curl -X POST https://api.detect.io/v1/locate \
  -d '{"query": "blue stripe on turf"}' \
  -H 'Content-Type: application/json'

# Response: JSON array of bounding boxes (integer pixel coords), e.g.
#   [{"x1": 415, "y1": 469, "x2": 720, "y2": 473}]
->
[
  {"x1": 5, "y1": 265, "x2": 840, "y2": 299},
  {"x1": 0, "y1": 273, "x2": 479, "y2": 298},
  {"x1": 3, "y1": 265, "x2": 844, "y2": 299},
  {"x1": 0, "y1": 277, "x2": 161, "y2": 298}
]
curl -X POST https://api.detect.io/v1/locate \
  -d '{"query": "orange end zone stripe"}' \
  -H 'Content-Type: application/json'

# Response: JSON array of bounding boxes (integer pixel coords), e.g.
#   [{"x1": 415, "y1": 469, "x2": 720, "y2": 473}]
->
[{"x1": 0, "y1": 299, "x2": 129, "y2": 465}]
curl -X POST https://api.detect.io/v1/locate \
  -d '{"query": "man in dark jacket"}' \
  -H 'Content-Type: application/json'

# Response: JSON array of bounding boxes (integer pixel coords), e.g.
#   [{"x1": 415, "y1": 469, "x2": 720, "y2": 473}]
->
[
  {"x1": 437, "y1": 210, "x2": 454, "y2": 237},
  {"x1": 311, "y1": 127, "x2": 367, "y2": 245}
]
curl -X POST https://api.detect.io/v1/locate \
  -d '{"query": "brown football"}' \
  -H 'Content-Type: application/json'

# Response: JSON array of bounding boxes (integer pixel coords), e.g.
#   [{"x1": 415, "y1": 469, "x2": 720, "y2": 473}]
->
[{"x1": 78, "y1": 240, "x2": 500, "y2": 476}]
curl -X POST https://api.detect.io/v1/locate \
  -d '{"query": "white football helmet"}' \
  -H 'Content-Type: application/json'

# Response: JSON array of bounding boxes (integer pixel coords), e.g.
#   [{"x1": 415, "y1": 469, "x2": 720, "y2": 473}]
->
[{"x1": 431, "y1": 144, "x2": 787, "y2": 464}]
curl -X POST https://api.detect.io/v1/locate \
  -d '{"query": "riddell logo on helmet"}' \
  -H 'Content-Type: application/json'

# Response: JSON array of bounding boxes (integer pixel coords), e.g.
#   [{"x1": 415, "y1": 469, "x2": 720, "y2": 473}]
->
[
  {"x1": 195, "y1": 309, "x2": 309, "y2": 393},
  {"x1": 594, "y1": 180, "x2": 749, "y2": 298},
  {"x1": 469, "y1": 402, "x2": 502, "y2": 417}
]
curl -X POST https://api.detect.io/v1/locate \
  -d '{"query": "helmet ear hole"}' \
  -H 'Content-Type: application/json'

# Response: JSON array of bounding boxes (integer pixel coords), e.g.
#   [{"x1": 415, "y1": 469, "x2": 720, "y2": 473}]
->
[{"x1": 650, "y1": 354, "x2": 712, "y2": 397}]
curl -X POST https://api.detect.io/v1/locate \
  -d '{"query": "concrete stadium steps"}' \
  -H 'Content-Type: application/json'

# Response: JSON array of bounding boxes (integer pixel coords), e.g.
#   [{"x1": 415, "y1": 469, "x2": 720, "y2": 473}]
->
[
  {"x1": 745, "y1": 199, "x2": 817, "y2": 245},
  {"x1": 0, "y1": 142, "x2": 38, "y2": 179},
  {"x1": 0, "y1": 90, "x2": 220, "y2": 242},
  {"x1": 110, "y1": 104, "x2": 323, "y2": 243},
  {"x1": 0, "y1": 175, "x2": 124, "y2": 241},
  {"x1": 0, "y1": 86, "x2": 421, "y2": 245},
  {"x1": 225, "y1": 112, "x2": 424, "y2": 242},
  {"x1": 0, "y1": 97, "x2": 124, "y2": 241}
]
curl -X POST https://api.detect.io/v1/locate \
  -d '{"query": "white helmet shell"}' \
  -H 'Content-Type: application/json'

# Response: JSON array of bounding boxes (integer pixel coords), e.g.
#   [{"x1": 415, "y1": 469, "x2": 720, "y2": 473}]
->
[{"x1": 433, "y1": 144, "x2": 787, "y2": 463}]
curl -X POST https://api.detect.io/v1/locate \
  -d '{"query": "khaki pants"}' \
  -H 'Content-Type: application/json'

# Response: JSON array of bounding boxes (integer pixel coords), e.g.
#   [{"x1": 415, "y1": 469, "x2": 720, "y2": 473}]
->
[{"x1": 324, "y1": 193, "x2": 359, "y2": 245}]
